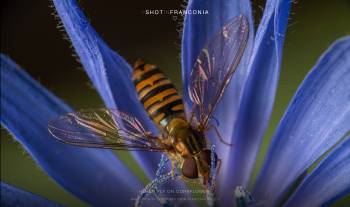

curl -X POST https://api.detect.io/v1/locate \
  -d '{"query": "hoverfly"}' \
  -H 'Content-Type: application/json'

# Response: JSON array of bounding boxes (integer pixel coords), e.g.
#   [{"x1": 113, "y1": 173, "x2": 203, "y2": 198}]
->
[{"x1": 48, "y1": 15, "x2": 249, "y2": 185}]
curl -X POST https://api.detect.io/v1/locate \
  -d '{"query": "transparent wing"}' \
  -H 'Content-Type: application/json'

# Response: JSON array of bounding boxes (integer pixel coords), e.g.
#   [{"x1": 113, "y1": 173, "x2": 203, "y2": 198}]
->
[
  {"x1": 48, "y1": 108, "x2": 165, "y2": 151},
  {"x1": 188, "y1": 15, "x2": 249, "y2": 128}
]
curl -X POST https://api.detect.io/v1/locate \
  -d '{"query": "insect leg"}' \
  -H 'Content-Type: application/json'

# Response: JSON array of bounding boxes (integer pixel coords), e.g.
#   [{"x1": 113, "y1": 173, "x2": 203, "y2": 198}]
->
[
  {"x1": 188, "y1": 103, "x2": 199, "y2": 124},
  {"x1": 207, "y1": 125, "x2": 234, "y2": 147},
  {"x1": 171, "y1": 160, "x2": 176, "y2": 178},
  {"x1": 215, "y1": 158, "x2": 222, "y2": 175}
]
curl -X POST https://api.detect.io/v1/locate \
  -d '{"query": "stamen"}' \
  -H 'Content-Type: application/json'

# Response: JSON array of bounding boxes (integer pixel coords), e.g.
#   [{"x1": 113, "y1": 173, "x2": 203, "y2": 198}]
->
[
  {"x1": 234, "y1": 186, "x2": 255, "y2": 207},
  {"x1": 156, "y1": 154, "x2": 169, "y2": 177},
  {"x1": 206, "y1": 145, "x2": 217, "y2": 207}
]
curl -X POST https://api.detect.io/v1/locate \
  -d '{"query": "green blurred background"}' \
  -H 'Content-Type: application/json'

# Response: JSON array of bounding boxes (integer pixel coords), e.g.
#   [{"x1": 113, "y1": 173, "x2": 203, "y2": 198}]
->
[{"x1": 1, "y1": 0, "x2": 349, "y2": 206}]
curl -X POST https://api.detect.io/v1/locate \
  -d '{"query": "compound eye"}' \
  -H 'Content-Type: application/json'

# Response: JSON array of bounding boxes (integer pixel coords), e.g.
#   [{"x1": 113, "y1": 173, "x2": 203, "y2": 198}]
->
[{"x1": 182, "y1": 157, "x2": 198, "y2": 179}]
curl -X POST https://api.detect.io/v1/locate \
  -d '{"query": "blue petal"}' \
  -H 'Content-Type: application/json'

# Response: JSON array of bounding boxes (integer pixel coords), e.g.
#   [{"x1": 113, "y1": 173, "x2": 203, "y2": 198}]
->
[
  {"x1": 182, "y1": 0, "x2": 254, "y2": 84},
  {"x1": 0, "y1": 54, "x2": 143, "y2": 206},
  {"x1": 182, "y1": 0, "x2": 254, "y2": 124},
  {"x1": 253, "y1": 36, "x2": 350, "y2": 206},
  {"x1": 1, "y1": 182, "x2": 62, "y2": 207},
  {"x1": 216, "y1": 0, "x2": 291, "y2": 203},
  {"x1": 52, "y1": 0, "x2": 160, "y2": 177},
  {"x1": 284, "y1": 137, "x2": 350, "y2": 207},
  {"x1": 181, "y1": 1, "x2": 254, "y2": 204}
]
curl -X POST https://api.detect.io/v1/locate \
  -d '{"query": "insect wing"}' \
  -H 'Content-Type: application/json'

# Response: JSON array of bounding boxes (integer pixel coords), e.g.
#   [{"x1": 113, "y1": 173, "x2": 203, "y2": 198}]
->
[
  {"x1": 48, "y1": 108, "x2": 164, "y2": 151},
  {"x1": 188, "y1": 15, "x2": 249, "y2": 128}
]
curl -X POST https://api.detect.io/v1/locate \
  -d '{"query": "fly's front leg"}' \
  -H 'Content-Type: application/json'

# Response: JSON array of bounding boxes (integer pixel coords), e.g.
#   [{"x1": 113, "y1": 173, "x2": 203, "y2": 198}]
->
[
  {"x1": 206, "y1": 125, "x2": 234, "y2": 147},
  {"x1": 170, "y1": 160, "x2": 176, "y2": 178},
  {"x1": 215, "y1": 158, "x2": 222, "y2": 175}
]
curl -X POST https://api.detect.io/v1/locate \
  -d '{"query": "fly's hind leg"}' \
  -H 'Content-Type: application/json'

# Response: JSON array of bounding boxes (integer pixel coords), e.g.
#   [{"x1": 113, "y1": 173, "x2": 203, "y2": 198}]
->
[
  {"x1": 207, "y1": 125, "x2": 234, "y2": 147},
  {"x1": 188, "y1": 103, "x2": 199, "y2": 124}
]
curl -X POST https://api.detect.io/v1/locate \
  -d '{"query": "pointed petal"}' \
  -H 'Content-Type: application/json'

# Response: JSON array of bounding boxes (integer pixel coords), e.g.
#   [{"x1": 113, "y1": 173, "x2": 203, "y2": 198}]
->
[
  {"x1": 253, "y1": 36, "x2": 350, "y2": 206},
  {"x1": 53, "y1": 3, "x2": 196, "y2": 205},
  {"x1": 182, "y1": 0, "x2": 254, "y2": 85},
  {"x1": 182, "y1": 0, "x2": 254, "y2": 125},
  {"x1": 52, "y1": 0, "x2": 160, "y2": 177},
  {"x1": 1, "y1": 182, "x2": 62, "y2": 207},
  {"x1": 217, "y1": 0, "x2": 292, "y2": 203},
  {"x1": 181, "y1": 1, "x2": 255, "y2": 204},
  {"x1": 284, "y1": 137, "x2": 350, "y2": 207},
  {"x1": 0, "y1": 55, "x2": 143, "y2": 206}
]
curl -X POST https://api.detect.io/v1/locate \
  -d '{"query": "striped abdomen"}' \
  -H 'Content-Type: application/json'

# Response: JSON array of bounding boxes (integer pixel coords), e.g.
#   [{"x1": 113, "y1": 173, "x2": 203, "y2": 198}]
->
[{"x1": 132, "y1": 60, "x2": 185, "y2": 127}]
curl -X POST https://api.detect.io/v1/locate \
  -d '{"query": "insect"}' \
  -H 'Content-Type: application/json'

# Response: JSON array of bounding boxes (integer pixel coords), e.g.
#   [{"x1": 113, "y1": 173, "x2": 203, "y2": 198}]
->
[{"x1": 48, "y1": 15, "x2": 249, "y2": 185}]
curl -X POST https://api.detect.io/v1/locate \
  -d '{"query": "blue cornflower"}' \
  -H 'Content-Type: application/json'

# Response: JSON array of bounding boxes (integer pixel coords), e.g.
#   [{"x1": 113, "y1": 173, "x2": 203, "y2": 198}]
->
[{"x1": 1, "y1": 0, "x2": 349, "y2": 207}]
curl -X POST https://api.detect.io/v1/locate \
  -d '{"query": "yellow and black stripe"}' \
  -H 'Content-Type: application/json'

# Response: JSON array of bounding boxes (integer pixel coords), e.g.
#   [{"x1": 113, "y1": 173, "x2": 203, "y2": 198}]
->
[{"x1": 132, "y1": 60, "x2": 185, "y2": 127}]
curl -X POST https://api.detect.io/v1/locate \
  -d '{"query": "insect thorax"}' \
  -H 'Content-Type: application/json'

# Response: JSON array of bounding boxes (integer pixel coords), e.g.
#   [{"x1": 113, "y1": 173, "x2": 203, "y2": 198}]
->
[{"x1": 166, "y1": 117, "x2": 206, "y2": 157}]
